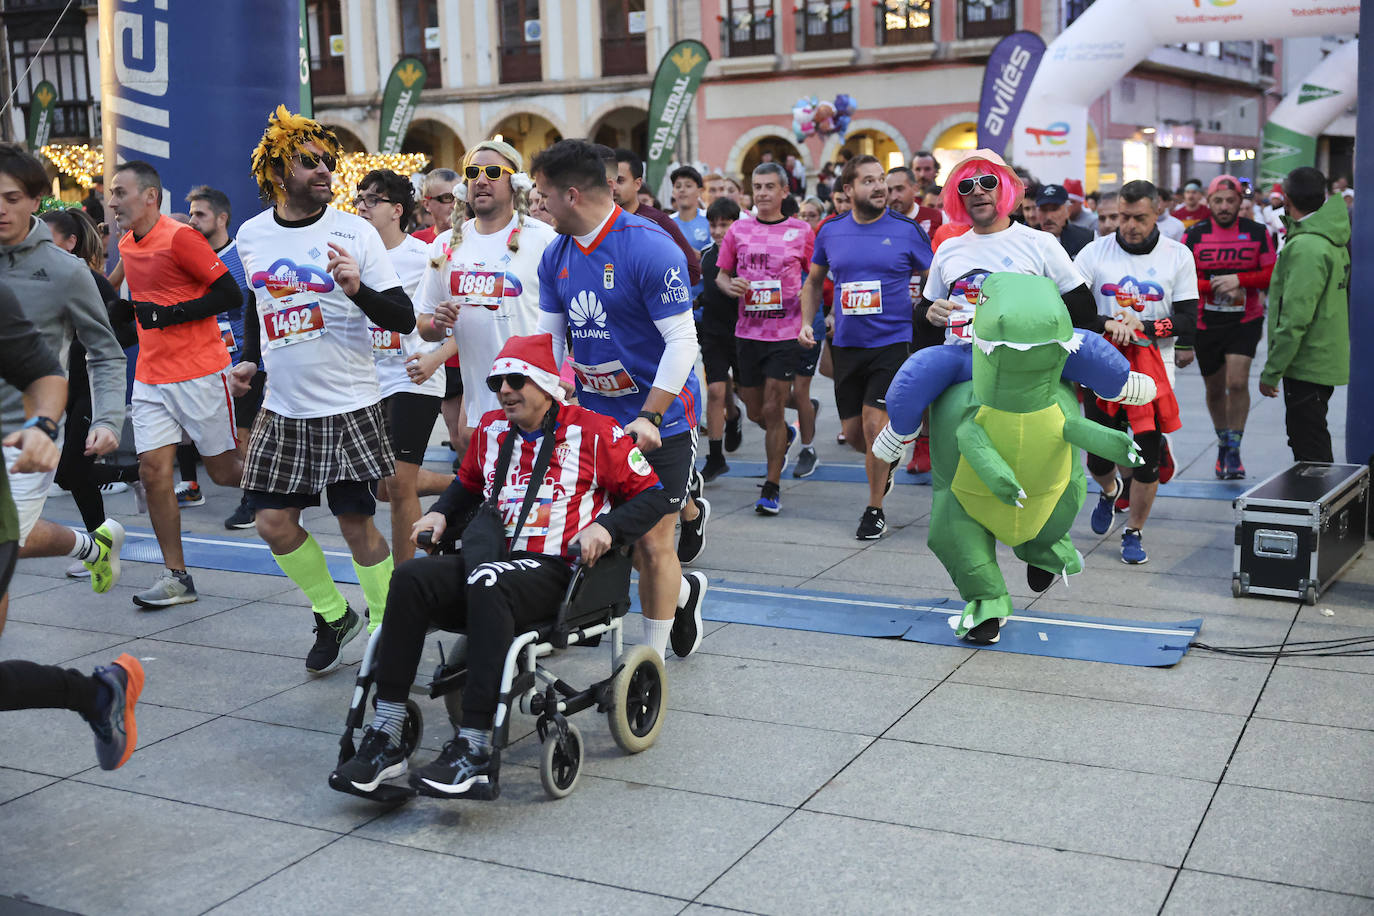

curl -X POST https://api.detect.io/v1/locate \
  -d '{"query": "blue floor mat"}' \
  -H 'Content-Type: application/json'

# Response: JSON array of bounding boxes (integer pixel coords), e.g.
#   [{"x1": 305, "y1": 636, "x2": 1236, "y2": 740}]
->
[{"x1": 107, "y1": 526, "x2": 1198, "y2": 667}]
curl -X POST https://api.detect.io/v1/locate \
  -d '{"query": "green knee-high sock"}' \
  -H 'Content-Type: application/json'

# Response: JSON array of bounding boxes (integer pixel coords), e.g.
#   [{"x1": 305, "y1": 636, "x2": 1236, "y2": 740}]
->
[
  {"x1": 274, "y1": 534, "x2": 347, "y2": 622},
  {"x1": 353, "y1": 553, "x2": 394, "y2": 632}
]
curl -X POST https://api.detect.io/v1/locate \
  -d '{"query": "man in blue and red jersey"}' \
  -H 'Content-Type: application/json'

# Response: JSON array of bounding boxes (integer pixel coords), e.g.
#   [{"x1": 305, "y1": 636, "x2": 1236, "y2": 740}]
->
[
  {"x1": 1183, "y1": 174, "x2": 1275, "y2": 479},
  {"x1": 330, "y1": 334, "x2": 673, "y2": 800},
  {"x1": 532, "y1": 139, "x2": 709, "y2": 662},
  {"x1": 799, "y1": 154, "x2": 932, "y2": 539}
]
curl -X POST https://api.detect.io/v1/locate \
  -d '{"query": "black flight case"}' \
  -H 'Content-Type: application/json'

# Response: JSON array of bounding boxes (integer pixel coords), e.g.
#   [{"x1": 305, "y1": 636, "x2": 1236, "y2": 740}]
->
[{"x1": 1232, "y1": 462, "x2": 1369, "y2": 605}]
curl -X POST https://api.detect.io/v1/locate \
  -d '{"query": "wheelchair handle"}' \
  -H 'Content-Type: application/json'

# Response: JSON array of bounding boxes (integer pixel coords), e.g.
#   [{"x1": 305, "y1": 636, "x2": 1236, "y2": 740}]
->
[{"x1": 417, "y1": 530, "x2": 434, "y2": 549}]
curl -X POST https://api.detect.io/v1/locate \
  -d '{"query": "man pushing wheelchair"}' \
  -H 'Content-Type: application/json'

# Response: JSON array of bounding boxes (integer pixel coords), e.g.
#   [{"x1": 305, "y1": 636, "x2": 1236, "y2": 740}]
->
[{"x1": 330, "y1": 333, "x2": 673, "y2": 800}]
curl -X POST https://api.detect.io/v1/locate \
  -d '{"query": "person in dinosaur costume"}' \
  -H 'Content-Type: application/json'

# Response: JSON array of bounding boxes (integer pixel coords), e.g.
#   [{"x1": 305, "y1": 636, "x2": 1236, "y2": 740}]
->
[{"x1": 914, "y1": 272, "x2": 1143, "y2": 645}]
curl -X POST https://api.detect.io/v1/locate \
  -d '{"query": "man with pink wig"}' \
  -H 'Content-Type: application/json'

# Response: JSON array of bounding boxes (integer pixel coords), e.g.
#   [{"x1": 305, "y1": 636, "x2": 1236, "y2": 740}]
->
[{"x1": 871, "y1": 150, "x2": 1152, "y2": 536}]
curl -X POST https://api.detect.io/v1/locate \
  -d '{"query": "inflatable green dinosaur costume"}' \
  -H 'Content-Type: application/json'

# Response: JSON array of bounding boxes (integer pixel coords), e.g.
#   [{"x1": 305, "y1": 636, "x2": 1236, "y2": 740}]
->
[{"x1": 927, "y1": 273, "x2": 1143, "y2": 643}]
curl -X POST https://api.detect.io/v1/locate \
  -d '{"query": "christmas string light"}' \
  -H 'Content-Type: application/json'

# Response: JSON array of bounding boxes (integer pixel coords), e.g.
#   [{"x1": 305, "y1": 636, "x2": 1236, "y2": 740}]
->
[{"x1": 39, "y1": 143, "x2": 103, "y2": 189}]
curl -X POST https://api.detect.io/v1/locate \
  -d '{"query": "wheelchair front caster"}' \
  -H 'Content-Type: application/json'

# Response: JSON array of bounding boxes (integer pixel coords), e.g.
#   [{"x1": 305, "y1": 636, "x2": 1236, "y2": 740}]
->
[
  {"x1": 608, "y1": 644, "x2": 667, "y2": 754},
  {"x1": 539, "y1": 720, "x2": 583, "y2": 799}
]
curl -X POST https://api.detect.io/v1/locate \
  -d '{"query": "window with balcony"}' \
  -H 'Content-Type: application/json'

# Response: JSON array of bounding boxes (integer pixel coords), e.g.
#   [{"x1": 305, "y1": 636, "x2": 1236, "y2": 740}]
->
[
  {"x1": 722, "y1": 0, "x2": 775, "y2": 58},
  {"x1": 306, "y1": 0, "x2": 346, "y2": 96},
  {"x1": 499, "y1": 0, "x2": 542, "y2": 83},
  {"x1": 877, "y1": 0, "x2": 931, "y2": 46},
  {"x1": 797, "y1": 2, "x2": 852, "y2": 52},
  {"x1": 960, "y1": 0, "x2": 1013, "y2": 39},
  {"x1": 5, "y1": 1, "x2": 91, "y2": 138},
  {"x1": 399, "y1": 0, "x2": 441, "y2": 77},
  {"x1": 601, "y1": 0, "x2": 647, "y2": 76}
]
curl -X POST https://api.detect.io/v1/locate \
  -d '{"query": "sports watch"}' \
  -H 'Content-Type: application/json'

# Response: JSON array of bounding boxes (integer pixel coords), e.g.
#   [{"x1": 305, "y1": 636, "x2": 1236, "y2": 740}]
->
[
  {"x1": 22, "y1": 416, "x2": 60, "y2": 440},
  {"x1": 636, "y1": 409, "x2": 664, "y2": 428}
]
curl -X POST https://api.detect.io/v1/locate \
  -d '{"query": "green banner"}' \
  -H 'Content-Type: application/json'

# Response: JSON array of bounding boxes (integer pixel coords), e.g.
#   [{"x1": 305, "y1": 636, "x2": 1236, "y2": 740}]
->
[
  {"x1": 644, "y1": 40, "x2": 711, "y2": 195},
  {"x1": 378, "y1": 57, "x2": 426, "y2": 154},
  {"x1": 297, "y1": 0, "x2": 313, "y2": 117},
  {"x1": 1259, "y1": 121, "x2": 1316, "y2": 186},
  {"x1": 27, "y1": 80, "x2": 57, "y2": 151}
]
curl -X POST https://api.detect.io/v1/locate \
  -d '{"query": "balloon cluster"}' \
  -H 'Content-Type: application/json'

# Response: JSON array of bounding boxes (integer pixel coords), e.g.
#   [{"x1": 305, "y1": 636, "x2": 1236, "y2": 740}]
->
[{"x1": 791, "y1": 94, "x2": 857, "y2": 142}]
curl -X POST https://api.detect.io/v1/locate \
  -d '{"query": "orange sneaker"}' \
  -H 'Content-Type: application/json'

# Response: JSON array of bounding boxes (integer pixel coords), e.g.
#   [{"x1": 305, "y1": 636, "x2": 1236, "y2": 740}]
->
[{"x1": 87, "y1": 653, "x2": 144, "y2": 770}]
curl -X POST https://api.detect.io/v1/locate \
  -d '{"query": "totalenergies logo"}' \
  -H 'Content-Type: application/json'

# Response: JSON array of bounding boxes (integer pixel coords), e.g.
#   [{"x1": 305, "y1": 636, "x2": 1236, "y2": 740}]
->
[
  {"x1": 1193, "y1": 0, "x2": 1237, "y2": 6},
  {"x1": 1023, "y1": 122, "x2": 1070, "y2": 146}
]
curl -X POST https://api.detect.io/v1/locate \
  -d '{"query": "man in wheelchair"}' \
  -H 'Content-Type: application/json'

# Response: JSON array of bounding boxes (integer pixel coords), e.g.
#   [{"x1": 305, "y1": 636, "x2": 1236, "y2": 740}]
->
[{"x1": 330, "y1": 333, "x2": 672, "y2": 799}]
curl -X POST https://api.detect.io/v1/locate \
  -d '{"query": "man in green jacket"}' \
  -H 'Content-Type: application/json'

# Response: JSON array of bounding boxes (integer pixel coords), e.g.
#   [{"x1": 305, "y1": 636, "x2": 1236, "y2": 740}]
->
[{"x1": 1258, "y1": 167, "x2": 1350, "y2": 463}]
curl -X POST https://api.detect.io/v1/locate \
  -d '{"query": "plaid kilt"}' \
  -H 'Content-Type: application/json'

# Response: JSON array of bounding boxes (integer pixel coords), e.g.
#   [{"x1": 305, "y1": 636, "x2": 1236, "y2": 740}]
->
[{"x1": 241, "y1": 403, "x2": 395, "y2": 494}]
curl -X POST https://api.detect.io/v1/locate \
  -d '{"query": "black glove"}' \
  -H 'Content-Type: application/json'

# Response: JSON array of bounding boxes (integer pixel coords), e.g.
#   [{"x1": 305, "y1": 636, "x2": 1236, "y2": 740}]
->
[
  {"x1": 134, "y1": 300, "x2": 172, "y2": 329},
  {"x1": 110, "y1": 298, "x2": 135, "y2": 324}
]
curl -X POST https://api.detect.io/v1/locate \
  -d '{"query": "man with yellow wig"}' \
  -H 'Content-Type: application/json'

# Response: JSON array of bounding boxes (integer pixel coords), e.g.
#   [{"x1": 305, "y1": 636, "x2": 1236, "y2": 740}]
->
[{"x1": 229, "y1": 106, "x2": 415, "y2": 675}]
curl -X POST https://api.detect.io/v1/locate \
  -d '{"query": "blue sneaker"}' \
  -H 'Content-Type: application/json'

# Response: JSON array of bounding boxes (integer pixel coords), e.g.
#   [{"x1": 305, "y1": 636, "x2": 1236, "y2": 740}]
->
[
  {"x1": 1091, "y1": 476, "x2": 1121, "y2": 535},
  {"x1": 755, "y1": 481, "x2": 781, "y2": 515},
  {"x1": 1121, "y1": 528, "x2": 1148, "y2": 565},
  {"x1": 778, "y1": 424, "x2": 798, "y2": 477}
]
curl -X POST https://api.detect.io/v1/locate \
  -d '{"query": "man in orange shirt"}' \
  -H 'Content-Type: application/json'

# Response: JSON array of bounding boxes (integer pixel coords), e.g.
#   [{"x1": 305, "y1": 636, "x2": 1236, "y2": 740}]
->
[{"x1": 109, "y1": 161, "x2": 245, "y2": 608}]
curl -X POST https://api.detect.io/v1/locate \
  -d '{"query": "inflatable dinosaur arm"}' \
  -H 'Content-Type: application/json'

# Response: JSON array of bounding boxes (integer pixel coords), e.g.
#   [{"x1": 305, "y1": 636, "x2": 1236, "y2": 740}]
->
[
  {"x1": 1061, "y1": 414, "x2": 1145, "y2": 467},
  {"x1": 955, "y1": 417, "x2": 1026, "y2": 507}
]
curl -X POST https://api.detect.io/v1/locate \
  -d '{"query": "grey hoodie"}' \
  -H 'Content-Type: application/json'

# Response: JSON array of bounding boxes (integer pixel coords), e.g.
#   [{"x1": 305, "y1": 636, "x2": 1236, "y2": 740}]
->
[{"x1": 0, "y1": 217, "x2": 126, "y2": 442}]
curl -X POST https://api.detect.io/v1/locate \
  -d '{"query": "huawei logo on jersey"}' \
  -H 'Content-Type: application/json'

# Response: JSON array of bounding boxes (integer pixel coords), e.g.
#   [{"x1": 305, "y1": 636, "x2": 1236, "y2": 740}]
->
[{"x1": 569, "y1": 290, "x2": 611, "y2": 340}]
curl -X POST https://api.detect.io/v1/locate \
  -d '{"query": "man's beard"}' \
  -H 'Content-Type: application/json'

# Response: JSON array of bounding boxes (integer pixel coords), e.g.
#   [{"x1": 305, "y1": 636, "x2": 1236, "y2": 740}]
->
[{"x1": 855, "y1": 197, "x2": 884, "y2": 220}]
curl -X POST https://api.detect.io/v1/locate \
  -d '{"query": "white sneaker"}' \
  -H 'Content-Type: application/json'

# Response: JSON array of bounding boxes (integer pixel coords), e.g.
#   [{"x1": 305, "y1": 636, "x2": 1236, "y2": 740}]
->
[
  {"x1": 131, "y1": 481, "x2": 147, "y2": 514},
  {"x1": 99, "y1": 482, "x2": 129, "y2": 495},
  {"x1": 132, "y1": 570, "x2": 197, "y2": 609}
]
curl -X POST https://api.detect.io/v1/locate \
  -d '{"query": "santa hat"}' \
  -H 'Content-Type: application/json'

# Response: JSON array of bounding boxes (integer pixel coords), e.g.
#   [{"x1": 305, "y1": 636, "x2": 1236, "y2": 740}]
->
[
  {"x1": 1062, "y1": 178, "x2": 1085, "y2": 202},
  {"x1": 489, "y1": 333, "x2": 565, "y2": 402}
]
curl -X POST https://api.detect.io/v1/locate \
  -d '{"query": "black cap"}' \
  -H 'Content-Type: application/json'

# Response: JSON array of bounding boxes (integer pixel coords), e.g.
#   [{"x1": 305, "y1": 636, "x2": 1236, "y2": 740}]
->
[{"x1": 1036, "y1": 184, "x2": 1069, "y2": 207}]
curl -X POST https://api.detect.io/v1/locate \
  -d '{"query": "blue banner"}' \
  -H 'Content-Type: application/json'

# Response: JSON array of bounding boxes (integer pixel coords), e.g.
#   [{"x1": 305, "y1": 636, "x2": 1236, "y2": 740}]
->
[
  {"x1": 977, "y1": 31, "x2": 1046, "y2": 157},
  {"x1": 99, "y1": 0, "x2": 304, "y2": 234}
]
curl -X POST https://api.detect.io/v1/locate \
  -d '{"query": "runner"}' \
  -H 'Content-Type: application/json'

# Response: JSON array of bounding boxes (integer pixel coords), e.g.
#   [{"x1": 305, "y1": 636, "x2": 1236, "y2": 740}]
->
[
  {"x1": 669, "y1": 166, "x2": 713, "y2": 258},
  {"x1": 231, "y1": 106, "x2": 415, "y2": 673},
  {"x1": 0, "y1": 145, "x2": 127, "y2": 618},
  {"x1": 1183, "y1": 174, "x2": 1275, "y2": 479},
  {"x1": 532, "y1": 138, "x2": 708, "y2": 660},
  {"x1": 1094, "y1": 191, "x2": 1120, "y2": 237},
  {"x1": 715, "y1": 162, "x2": 814, "y2": 515},
  {"x1": 411, "y1": 168, "x2": 460, "y2": 245},
  {"x1": 353, "y1": 168, "x2": 456, "y2": 566},
  {"x1": 1036, "y1": 184, "x2": 1093, "y2": 257},
  {"x1": 109, "y1": 159, "x2": 245, "y2": 608},
  {"x1": 417, "y1": 140, "x2": 555, "y2": 456},
  {"x1": 184, "y1": 185, "x2": 263, "y2": 530},
  {"x1": 1171, "y1": 179, "x2": 1210, "y2": 230},
  {"x1": 696, "y1": 197, "x2": 744, "y2": 482},
  {"x1": 799, "y1": 154, "x2": 932, "y2": 539},
  {"x1": 1074, "y1": 180, "x2": 1198, "y2": 565}
]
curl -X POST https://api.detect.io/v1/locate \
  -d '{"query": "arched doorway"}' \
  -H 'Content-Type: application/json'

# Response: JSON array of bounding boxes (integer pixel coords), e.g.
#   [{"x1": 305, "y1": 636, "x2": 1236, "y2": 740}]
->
[
  {"x1": 590, "y1": 106, "x2": 649, "y2": 158},
  {"x1": 325, "y1": 123, "x2": 368, "y2": 154},
  {"x1": 930, "y1": 121, "x2": 978, "y2": 179},
  {"x1": 839, "y1": 129, "x2": 903, "y2": 172},
  {"x1": 491, "y1": 112, "x2": 563, "y2": 167},
  {"x1": 402, "y1": 118, "x2": 464, "y2": 170},
  {"x1": 740, "y1": 135, "x2": 802, "y2": 182}
]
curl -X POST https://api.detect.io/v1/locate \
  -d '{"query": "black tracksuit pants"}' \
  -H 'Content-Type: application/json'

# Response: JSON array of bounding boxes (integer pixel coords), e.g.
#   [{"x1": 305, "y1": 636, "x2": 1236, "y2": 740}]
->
[
  {"x1": 373, "y1": 551, "x2": 571, "y2": 729},
  {"x1": 1282, "y1": 378, "x2": 1336, "y2": 463}
]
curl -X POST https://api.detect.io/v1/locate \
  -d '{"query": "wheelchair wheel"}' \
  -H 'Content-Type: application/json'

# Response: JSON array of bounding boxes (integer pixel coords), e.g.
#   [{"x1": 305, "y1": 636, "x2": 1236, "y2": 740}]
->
[
  {"x1": 401, "y1": 700, "x2": 424, "y2": 760},
  {"x1": 607, "y1": 645, "x2": 667, "y2": 754},
  {"x1": 539, "y1": 721, "x2": 583, "y2": 799}
]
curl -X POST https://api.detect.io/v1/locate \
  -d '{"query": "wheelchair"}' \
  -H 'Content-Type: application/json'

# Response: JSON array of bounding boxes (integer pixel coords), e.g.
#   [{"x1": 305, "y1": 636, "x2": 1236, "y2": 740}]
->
[{"x1": 330, "y1": 535, "x2": 667, "y2": 803}]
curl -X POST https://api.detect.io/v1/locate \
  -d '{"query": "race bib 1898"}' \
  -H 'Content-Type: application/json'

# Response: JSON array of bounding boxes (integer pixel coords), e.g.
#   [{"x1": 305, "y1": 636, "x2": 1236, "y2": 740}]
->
[
  {"x1": 369, "y1": 325, "x2": 403, "y2": 356},
  {"x1": 450, "y1": 269, "x2": 504, "y2": 309}
]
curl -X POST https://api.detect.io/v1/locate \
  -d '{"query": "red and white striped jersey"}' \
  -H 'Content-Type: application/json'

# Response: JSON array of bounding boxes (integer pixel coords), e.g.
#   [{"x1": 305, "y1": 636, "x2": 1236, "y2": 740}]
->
[{"x1": 458, "y1": 404, "x2": 661, "y2": 559}]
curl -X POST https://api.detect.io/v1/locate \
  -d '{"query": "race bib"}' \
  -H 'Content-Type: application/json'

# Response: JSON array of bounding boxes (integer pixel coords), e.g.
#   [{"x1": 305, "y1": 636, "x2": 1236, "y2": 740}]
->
[
  {"x1": 263, "y1": 302, "x2": 326, "y2": 349},
  {"x1": 218, "y1": 321, "x2": 237, "y2": 352},
  {"x1": 840, "y1": 280, "x2": 883, "y2": 316},
  {"x1": 369, "y1": 325, "x2": 403, "y2": 356},
  {"x1": 451, "y1": 269, "x2": 504, "y2": 309},
  {"x1": 500, "y1": 482, "x2": 553, "y2": 537},
  {"x1": 571, "y1": 359, "x2": 640, "y2": 398},
  {"x1": 744, "y1": 279, "x2": 783, "y2": 313},
  {"x1": 1205, "y1": 291, "x2": 1245, "y2": 312},
  {"x1": 946, "y1": 303, "x2": 976, "y2": 343}
]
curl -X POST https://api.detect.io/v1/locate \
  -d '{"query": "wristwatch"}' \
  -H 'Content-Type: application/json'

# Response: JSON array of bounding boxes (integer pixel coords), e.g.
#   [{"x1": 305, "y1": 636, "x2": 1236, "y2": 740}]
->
[
  {"x1": 636, "y1": 409, "x2": 664, "y2": 428},
  {"x1": 22, "y1": 416, "x2": 60, "y2": 441}
]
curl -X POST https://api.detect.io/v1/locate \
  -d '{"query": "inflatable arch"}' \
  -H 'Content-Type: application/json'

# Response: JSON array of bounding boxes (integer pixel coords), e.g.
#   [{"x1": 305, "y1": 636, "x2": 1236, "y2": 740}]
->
[{"x1": 1259, "y1": 40, "x2": 1358, "y2": 185}]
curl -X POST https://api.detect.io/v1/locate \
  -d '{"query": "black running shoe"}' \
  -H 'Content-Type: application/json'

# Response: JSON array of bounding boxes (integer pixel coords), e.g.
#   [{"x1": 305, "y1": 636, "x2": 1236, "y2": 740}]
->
[
  {"x1": 1026, "y1": 564, "x2": 1055, "y2": 593},
  {"x1": 792, "y1": 446, "x2": 819, "y2": 479},
  {"x1": 884, "y1": 459, "x2": 899, "y2": 498},
  {"x1": 701, "y1": 454, "x2": 730, "y2": 482},
  {"x1": 224, "y1": 498, "x2": 255, "y2": 530},
  {"x1": 671, "y1": 571, "x2": 708, "y2": 658},
  {"x1": 687, "y1": 466, "x2": 704, "y2": 504},
  {"x1": 755, "y1": 480, "x2": 781, "y2": 515},
  {"x1": 410, "y1": 738, "x2": 500, "y2": 799},
  {"x1": 856, "y1": 506, "x2": 886, "y2": 540},
  {"x1": 330, "y1": 727, "x2": 407, "y2": 793},
  {"x1": 724, "y1": 413, "x2": 743, "y2": 453},
  {"x1": 306, "y1": 604, "x2": 364, "y2": 675},
  {"x1": 963, "y1": 617, "x2": 1003, "y2": 645},
  {"x1": 677, "y1": 497, "x2": 710, "y2": 565}
]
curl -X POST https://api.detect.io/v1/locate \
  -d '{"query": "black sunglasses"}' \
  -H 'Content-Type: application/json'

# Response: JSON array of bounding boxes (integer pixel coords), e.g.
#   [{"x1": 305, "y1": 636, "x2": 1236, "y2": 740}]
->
[
  {"x1": 486, "y1": 373, "x2": 529, "y2": 394},
  {"x1": 295, "y1": 151, "x2": 337, "y2": 172},
  {"x1": 466, "y1": 164, "x2": 515, "y2": 181},
  {"x1": 425, "y1": 192, "x2": 456, "y2": 204},
  {"x1": 957, "y1": 174, "x2": 999, "y2": 195}
]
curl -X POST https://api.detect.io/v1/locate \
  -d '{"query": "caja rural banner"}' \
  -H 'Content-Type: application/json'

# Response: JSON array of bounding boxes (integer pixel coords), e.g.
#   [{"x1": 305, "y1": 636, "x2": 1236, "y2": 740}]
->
[
  {"x1": 26, "y1": 80, "x2": 57, "y2": 151},
  {"x1": 1011, "y1": 0, "x2": 1360, "y2": 186},
  {"x1": 977, "y1": 32, "x2": 1045, "y2": 158},
  {"x1": 378, "y1": 57, "x2": 427, "y2": 155},
  {"x1": 645, "y1": 40, "x2": 711, "y2": 195},
  {"x1": 99, "y1": 0, "x2": 304, "y2": 233},
  {"x1": 1258, "y1": 39, "x2": 1358, "y2": 185}
]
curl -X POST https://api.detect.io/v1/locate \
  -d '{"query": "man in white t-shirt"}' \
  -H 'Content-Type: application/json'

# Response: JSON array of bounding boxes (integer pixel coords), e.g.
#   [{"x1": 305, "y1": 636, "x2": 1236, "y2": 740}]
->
[
  {"x1": 1155, "y1": 188, "x2": 1186, "y2": 242},
  {"x1": 354, "y1": 168, "x2": 457, "y2": 566},
  {"x1": 417, "y1": 139, "x2": 557, "y2": 459},
  {"x1": 1074, "y1": 180, "x2": 1198, "y2": 566},
  {"x1": 229, "y1": 107, "x2": 415, "y2": 676}
]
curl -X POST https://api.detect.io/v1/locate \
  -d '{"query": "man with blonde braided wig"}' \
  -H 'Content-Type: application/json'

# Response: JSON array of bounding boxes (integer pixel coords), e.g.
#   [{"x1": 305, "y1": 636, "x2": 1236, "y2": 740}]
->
[
  {"x1": 229, "y1": 106, "x2": 415, "y2": 675},
  {"x1": 416, "y1": 139, "x2": 557, "y2": 457}
]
